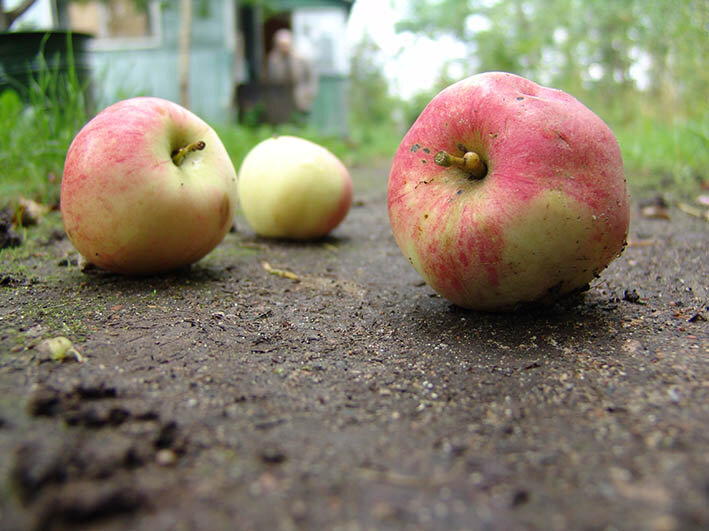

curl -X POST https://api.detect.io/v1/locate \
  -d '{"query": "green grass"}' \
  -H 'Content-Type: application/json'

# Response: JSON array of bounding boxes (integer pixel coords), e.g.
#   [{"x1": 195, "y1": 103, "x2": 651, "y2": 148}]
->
[
  {"x1": 616, "y1": 113, "x2": 709, "y2": 198},
  {"x1": 214, "y1": 120, "x2": 401, "y2": 172},
  {"x1": 0, "y1": 34, "x2": 88, "y2": 207}
]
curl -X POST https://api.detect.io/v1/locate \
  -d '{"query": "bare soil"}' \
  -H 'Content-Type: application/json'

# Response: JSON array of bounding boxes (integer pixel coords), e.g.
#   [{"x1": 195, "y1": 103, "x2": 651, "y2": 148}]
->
[{"x1": 1, "y1": 164, "x2": 707, "y2": 531}]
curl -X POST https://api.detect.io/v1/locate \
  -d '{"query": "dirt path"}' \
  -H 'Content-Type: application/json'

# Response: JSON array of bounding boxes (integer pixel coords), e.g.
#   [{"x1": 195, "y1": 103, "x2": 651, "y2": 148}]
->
[{"x1": 1, "y1": 165, "x2": 707, "y2": 530}]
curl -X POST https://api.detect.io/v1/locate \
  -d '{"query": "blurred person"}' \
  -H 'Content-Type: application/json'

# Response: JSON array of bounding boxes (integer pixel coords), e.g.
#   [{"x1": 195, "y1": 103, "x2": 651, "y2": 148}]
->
[{"x1": 266, "y1": 28, "x2": 318, "y2": 121}]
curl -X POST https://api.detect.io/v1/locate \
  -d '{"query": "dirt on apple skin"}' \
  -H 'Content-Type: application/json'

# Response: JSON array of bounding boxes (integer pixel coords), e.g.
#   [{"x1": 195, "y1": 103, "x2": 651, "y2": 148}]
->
[{"x1": 0, "y1": 163, "x2": 707, "y2": 531}]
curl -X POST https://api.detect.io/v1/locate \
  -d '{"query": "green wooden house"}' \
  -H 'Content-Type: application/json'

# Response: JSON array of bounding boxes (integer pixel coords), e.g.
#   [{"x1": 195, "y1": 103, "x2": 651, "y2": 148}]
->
[{"x1": 56, "y1": 0, "x2": 353, "y2": 135}]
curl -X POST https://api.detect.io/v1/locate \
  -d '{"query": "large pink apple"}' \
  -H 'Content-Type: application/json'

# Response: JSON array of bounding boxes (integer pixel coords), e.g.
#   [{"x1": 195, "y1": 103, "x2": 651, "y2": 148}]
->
[
  {"x1": 388, "y1": 72, "x2": 630, "y2": 311},
  {"x1": 61, "y1": 97, "x2": 238, "y2": 274}
]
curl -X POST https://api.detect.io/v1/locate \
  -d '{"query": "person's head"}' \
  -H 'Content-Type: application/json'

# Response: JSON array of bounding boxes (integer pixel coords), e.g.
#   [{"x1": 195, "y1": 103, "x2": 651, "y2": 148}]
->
[{"x1": 274, "y1": 29, "x2": 293, "y2": 54}]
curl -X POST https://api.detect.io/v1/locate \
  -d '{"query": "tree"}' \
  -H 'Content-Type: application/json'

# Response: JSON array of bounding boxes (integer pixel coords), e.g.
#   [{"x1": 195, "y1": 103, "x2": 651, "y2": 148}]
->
[
  {"x1": 395, "y1": 0, "x2": 708, "y2": 119},
  {"x1": 348, "y1": 33, "x2": 396, "y2": 128}
]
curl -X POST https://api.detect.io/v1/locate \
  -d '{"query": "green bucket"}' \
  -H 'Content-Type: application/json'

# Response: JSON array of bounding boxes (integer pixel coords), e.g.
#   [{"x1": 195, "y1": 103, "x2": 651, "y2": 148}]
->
[{"x1": 0, "y1": 30, "x2": 93, "y2": 103}]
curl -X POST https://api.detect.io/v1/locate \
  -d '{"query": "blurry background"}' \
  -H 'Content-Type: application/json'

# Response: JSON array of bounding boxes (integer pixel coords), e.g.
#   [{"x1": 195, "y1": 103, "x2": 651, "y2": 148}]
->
[{"x1": 1, "y1": 0, "x2": 707, "y2": 204}]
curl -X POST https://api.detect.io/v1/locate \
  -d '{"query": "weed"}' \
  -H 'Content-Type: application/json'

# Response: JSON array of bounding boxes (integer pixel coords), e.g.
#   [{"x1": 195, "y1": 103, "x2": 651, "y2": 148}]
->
[
  {"x1": 0, "y1": 32, "x2": 88, "y2": 207},
  {"x1": 616, "y1": 113, "x2": 709, "y2": 197}
]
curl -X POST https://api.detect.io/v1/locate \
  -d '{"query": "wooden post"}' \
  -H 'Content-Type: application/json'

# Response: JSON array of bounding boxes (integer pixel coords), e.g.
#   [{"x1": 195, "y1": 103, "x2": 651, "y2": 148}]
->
[{"x1": 178, "y1": 0, "x2": 192, "y2": 108}]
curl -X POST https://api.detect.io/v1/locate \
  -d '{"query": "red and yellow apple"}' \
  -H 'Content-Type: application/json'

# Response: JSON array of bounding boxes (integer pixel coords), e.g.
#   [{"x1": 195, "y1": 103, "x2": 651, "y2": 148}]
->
[
  {"x1": 237, "y1": 136, "x2": 352, "y2": 240},
  {"x1": 61, "y1": 97, "x2": 238, "y2": 274},
  {"x1": 388, "y1": 72, "x2": 630, "y2": 311}
]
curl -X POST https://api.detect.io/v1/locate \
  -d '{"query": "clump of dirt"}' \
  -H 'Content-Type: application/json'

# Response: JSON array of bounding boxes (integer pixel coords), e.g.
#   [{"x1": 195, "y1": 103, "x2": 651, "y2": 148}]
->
[
  {"x1": 0, "y1": 166, "x2": 707, "y2": 530},
  {"x1": 0, "y1": 206, "x2": 22, "y2": 249}
]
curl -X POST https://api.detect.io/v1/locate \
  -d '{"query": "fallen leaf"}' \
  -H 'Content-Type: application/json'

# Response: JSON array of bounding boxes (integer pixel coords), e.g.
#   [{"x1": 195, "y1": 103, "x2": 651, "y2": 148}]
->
[
  {"x1": 14, "y1": 197, "x2": 51, "y2": 226},
  {"x1": 677, "y1": 202, "x2": 709, "y2": 221},
  {"x1": 626, "y1": 238, "x2": 655, "y2": 248},
  {"x1": 35, "y1": 336, "x2": 84, "y2": 363},
  {"x1": 322, "y1": 242, "x2": 338, "y2": 253}
]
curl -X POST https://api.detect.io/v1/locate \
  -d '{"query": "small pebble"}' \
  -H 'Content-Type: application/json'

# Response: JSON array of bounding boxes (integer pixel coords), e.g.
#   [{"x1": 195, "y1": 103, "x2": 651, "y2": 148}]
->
[{"x1": 156, "y1": 448, "x2": 178, "y2": 466}]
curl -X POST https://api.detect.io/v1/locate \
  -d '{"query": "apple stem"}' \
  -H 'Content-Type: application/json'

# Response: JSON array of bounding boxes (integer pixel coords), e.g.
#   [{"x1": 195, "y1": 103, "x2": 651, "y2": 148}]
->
[
  {"x1": 434, "y1": 150, "x2": 487, "y2": 179},
  {"x1": 171, "y1": 140, "x2": 206, "y2": 166}
]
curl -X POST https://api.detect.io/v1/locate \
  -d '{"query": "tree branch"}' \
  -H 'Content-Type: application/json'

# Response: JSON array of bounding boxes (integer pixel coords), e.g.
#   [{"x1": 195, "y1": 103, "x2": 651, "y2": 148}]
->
[{"x1": 4, "y1": 0, "x2": 39, "y2": 30}]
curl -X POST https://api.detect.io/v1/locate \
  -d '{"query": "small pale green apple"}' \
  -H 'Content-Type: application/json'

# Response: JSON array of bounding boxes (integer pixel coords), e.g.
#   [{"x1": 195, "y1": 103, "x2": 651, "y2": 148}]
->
[{"x1": 237, "y1": 136, "x2": 352, "y2": 239}]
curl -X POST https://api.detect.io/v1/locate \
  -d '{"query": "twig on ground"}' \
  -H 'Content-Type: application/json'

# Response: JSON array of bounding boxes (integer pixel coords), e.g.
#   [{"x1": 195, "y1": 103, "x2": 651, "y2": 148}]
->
[{"x1": 262, "y1": 262, "x2": 300, "y2": 281}]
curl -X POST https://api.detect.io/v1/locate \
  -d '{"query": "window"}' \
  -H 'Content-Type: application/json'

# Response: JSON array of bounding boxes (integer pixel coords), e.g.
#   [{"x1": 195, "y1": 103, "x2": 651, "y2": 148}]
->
[{"x1": 65, "y1": 0, "x2": 161, "y2": 49}]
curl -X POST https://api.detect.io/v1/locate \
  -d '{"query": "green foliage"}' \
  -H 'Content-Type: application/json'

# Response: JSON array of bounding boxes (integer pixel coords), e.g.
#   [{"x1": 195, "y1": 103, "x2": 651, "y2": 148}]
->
[
  {"x1": 346, "y1": 34, "x2": 402, "y2": 160},
  {"x1": 215, "y1": 120, "x2": 392, "y2": 172},
  {"x1": 0, "y1": 33, "x2": 88, "y2": 206},
  {"x1": 397, "y1": 0, "x2": 707, "y2": 119},
  {"x1": 393, "y1": 0, "x2": 708, "y2": 195},
  {"x1": 396, "y1": 67, "x2": 461, "y2": 130},
  {"x1": 349, "y1": 34, "x2": 396, "y2": 127},
  {"x1": 213, "y1": 123, "x2": 278, "y2": 170},
  {"x1": 617, "y1": 113, "x2": 709, "y2": 197}
]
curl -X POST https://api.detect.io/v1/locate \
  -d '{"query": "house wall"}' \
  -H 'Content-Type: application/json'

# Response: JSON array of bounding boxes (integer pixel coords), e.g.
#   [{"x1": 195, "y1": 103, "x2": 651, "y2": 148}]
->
[
  {"x1": 291, "y1": 6, "x2": 349, "y2": 136},
  {"x1": 311, "y1": 73, "x2": 348, "y2": 137},
  {"x1": 12, "y1": 0, "x2": 353, "y2": 134},
  {"x1": 86, "y1": 1, "x2": 237, "y2": 123}
]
